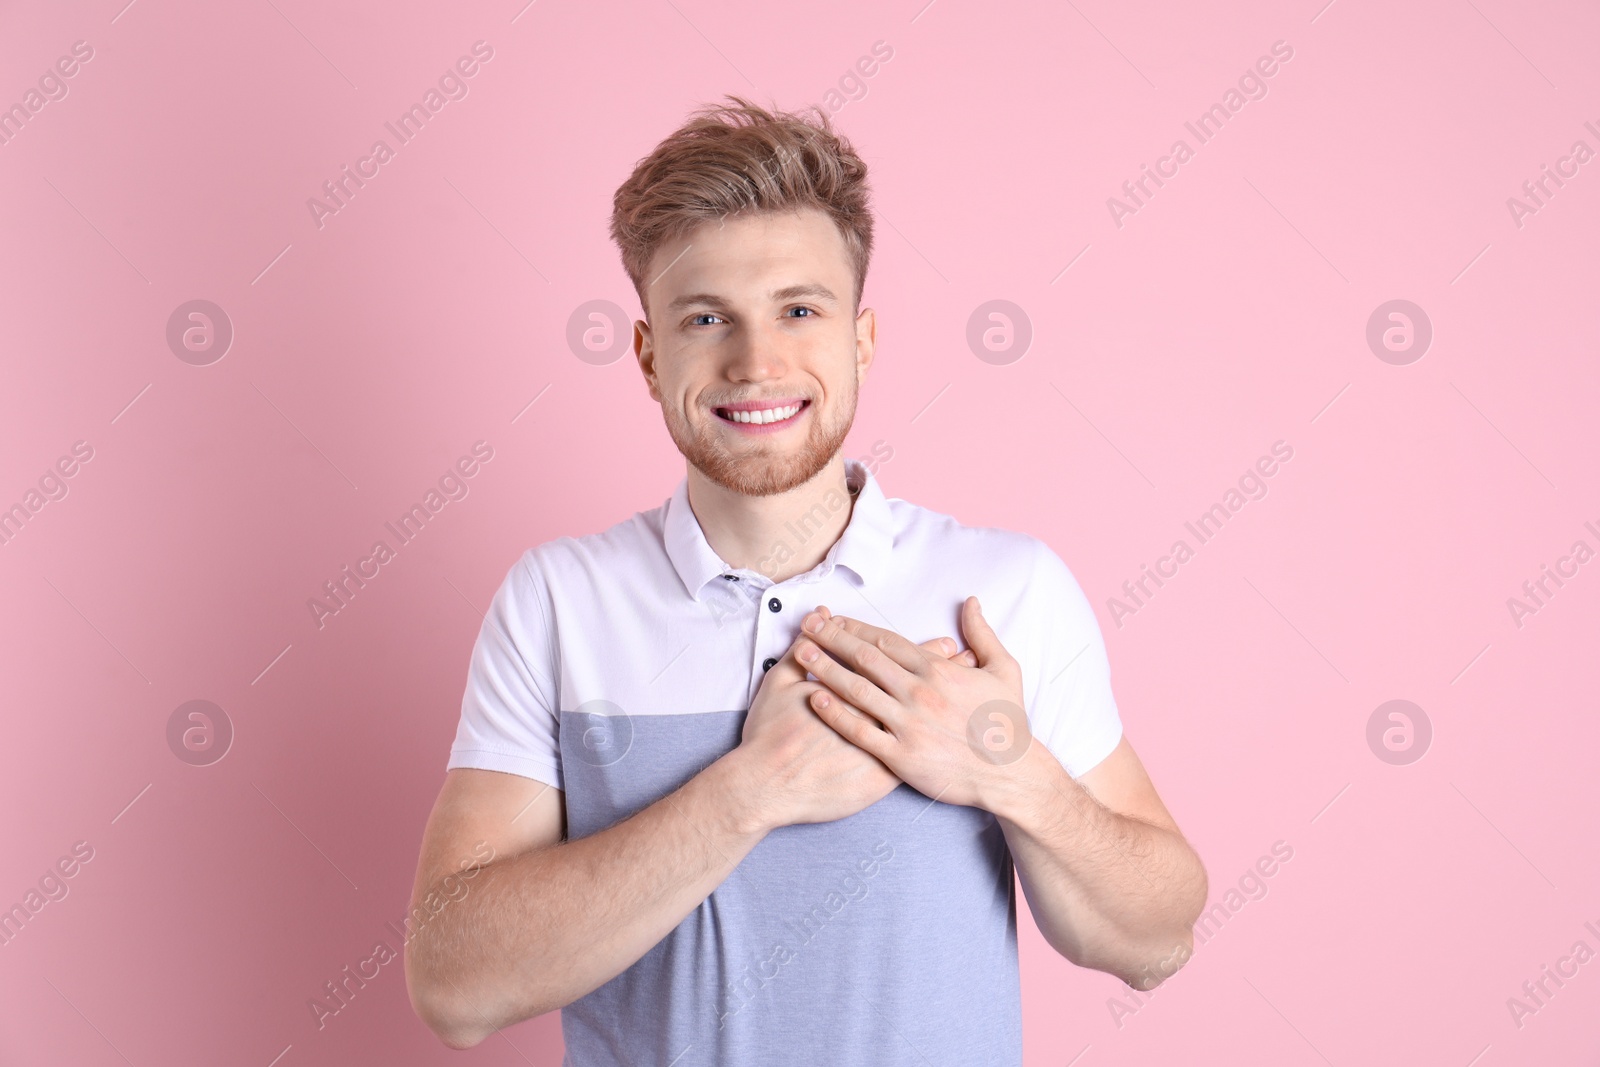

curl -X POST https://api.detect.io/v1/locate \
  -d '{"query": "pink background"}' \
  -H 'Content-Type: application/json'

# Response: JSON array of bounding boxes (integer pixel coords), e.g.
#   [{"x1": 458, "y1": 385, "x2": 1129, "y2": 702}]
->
[{"x1": 3, "y1": 0, "x2": 1598, "y2": 1062}]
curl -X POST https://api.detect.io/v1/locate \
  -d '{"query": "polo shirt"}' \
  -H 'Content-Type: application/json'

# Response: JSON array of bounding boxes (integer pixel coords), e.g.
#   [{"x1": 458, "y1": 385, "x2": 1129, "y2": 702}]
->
[{"x1": 447, "y1": 457, "x2": 1124, "y2": 1066}]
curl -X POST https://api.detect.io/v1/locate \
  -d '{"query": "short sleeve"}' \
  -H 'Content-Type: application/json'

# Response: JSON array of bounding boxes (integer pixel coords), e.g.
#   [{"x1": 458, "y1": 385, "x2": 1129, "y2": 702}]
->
[
  {"x1": 1023, "y1": 539, "x2": 1124, "y2": 777},
  {"x1": 446, "y1": 549, "x2": 564, "y2": 791}
]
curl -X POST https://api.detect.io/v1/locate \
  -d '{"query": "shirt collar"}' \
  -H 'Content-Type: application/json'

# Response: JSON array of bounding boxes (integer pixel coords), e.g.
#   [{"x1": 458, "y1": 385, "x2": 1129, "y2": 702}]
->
[{"x1": 663, "y1": 458, "x2": 894, "y2": 602}]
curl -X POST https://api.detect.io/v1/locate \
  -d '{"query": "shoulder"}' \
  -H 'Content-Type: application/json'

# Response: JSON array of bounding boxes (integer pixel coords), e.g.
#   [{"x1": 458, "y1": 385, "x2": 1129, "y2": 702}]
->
[
  {"x1": 886, "y1": 493, "x2": 1066, "y2": 587},
  {"x1": 519, "y1": 497, "x2": 671, "y2": 586},
  {"x1": 885, "y1": 491, "x2": 1098, "y2": 648},
  {"x1": 484, "y1": 500, "x2": 671, "y2": 648}
]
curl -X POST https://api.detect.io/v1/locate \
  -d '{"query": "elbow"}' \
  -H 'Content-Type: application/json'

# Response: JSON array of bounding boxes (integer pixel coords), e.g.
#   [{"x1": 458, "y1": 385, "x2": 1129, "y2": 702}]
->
[
  {"x1": 433, "y1": 1013, "x2": 490, "y2": 1052},
  {"x1": 434, "y1": 1023, "x2": 488, "y2": 1052},
  {"x1": 405, "y1": 953, "x2": 563, "y2": 1049},
  {"x1": 405, "y1": 957, "x2": 490, "y2": 1050},
  {"x1": 1125, "y1": 847, "x2": 1207, "y2": 990},
  {"x1": 1122, "y1": 929, "x2": 1195, "y2": 991},
  {"x1": 413, "y1": 992, "x2": 489, "y2": 1050},
  {"x1": 411, "y1": 989, "x2": 487, "y2": 1050}
]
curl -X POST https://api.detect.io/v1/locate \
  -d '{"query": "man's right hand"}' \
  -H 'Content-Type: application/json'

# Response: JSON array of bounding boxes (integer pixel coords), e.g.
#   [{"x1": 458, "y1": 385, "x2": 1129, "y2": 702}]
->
[{"x1": 731, "y1": 630, "x2": 969, "y2": 830}]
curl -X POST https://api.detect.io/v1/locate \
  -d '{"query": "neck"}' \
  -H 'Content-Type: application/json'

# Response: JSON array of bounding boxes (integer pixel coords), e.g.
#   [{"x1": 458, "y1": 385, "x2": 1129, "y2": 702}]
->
[{"x1": 685, "y1": 456, "x2": 856, "y2": 583}]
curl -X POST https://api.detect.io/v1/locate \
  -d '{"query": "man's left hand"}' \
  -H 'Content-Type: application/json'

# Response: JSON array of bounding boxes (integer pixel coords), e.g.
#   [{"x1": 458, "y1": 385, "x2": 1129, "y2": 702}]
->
[{"x1": 794, "y1": 596, "x2": 1033, "y2": 810}]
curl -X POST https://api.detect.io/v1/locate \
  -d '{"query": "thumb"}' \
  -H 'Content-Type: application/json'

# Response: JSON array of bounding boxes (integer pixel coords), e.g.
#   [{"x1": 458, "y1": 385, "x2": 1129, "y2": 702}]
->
[{"x1": 960, "y1": 596, "x2": 1007, "y2": 671}]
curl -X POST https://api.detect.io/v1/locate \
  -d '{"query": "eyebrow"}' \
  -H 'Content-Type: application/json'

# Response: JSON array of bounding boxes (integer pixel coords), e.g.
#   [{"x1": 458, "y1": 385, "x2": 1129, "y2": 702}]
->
[{"x1": 665, "y1": 283, "x2": 840, "y2": 314}]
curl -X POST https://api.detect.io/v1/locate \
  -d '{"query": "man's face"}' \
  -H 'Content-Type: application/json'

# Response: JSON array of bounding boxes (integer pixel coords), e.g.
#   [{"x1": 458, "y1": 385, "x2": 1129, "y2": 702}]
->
[{"x1": 634, "y1": 207, "x2": 875, "y2": 497}]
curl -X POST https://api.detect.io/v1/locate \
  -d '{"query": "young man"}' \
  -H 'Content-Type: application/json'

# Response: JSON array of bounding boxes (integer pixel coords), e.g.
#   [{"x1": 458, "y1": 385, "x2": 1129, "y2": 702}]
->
[{"x1": 405, "y1": 96, "x2": 1207, "y2": 1064}]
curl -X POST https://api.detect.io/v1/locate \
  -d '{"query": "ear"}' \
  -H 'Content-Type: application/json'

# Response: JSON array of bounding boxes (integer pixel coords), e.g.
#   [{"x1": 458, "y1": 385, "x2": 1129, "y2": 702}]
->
[
  {"x1": 634, "y1": 317, "x2": 663, "y2": 404},
  {"x1": 854, "y1": 305, "x2": 877, "y2": 386}
]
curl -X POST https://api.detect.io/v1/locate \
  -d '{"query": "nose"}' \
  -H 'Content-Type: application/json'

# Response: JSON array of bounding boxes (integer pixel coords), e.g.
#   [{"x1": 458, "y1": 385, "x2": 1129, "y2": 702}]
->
[{"x1": 724, "y1": 324, "x2": 789, "y2": 384}]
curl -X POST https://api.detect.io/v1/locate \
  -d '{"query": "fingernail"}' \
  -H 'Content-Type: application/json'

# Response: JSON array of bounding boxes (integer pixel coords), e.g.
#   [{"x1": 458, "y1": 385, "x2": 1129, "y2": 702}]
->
[
  {"x1": 798, "y1": 644, "x2": 818, "y2": 663},
  {"x1": 802, "y1": 613, "x2": 823, "y2": 633},
  {"x1": 813, "y1": 691, "x2": 830, "y2": 708}
]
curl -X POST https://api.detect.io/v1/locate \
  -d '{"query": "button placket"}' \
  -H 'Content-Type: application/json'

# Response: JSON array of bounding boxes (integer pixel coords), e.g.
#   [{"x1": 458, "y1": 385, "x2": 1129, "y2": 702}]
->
[{"x1": 752, "y1": 579, "x2": 789, "y2": 694}]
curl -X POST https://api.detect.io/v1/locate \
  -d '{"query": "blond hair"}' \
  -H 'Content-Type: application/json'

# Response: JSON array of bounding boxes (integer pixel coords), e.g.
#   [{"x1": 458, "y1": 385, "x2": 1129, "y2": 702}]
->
[{"x1": 609, "y1": 94, "x2": 874, "y2": 320}]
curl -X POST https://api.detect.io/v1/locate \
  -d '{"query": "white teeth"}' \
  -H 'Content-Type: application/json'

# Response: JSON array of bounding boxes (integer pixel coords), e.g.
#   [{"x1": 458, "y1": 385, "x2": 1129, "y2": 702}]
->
[{"x1": 724, "y1": 403, "x2": 802, "y2": 424}]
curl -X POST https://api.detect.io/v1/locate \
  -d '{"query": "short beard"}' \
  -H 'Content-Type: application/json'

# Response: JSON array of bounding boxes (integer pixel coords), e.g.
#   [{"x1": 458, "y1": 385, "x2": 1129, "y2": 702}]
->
[{"x1": 662, "y1": 381, "x2": 856, "y2": 498}]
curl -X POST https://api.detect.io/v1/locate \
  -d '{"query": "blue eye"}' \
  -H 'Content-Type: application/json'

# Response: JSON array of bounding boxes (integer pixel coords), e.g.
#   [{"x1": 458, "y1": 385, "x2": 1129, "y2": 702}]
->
[
  {"x1": 690, "y1": 313, "x2": 724, "y2": 326},
  {"x1": 786, "y1": 307, "x2": 816, "y2": 318}
]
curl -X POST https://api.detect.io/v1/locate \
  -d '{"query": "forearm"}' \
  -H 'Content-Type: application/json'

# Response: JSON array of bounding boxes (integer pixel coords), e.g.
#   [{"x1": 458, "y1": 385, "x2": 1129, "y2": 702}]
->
[
  {"x1": 407, "y1": 753, "x2": 766, "y2": 1047},
  {"x1": 988, "y1": 746, "x2": 1207, "y2": 988}
]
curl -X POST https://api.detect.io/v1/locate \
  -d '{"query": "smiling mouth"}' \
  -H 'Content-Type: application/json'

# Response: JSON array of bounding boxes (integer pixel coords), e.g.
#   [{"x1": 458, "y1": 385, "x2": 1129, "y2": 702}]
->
[{"x1": 714, "y1": 399, "x2": 810, "y2": 426}]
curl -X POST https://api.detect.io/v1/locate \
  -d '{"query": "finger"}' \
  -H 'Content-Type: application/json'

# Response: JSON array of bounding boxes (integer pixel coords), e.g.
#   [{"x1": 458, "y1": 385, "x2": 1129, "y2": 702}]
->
[
  {"x1": 917, "y1": 635, "x2": 962, "y2": 660},
  {"x1": 765, "y1": 632, "x2": 815, "y2": 687},
  {"x1": 959, "y1": 596, "x2": 1011, "y2": 672},
  {"x1": 809, "y1": 686, "x2": 895, "y2": 757},
  {"x1": 916, "y1": 634, "x2": 980, "y2": 665},
  {"x1": 804, "y1": 681, "x2": 885, "y2": 731},
  {"x1": 796, "y1": 636, "x2": 903, "y2": 731},
  {"x1": 802, "y1": 611, "x2": 929, "y2": 686}
]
